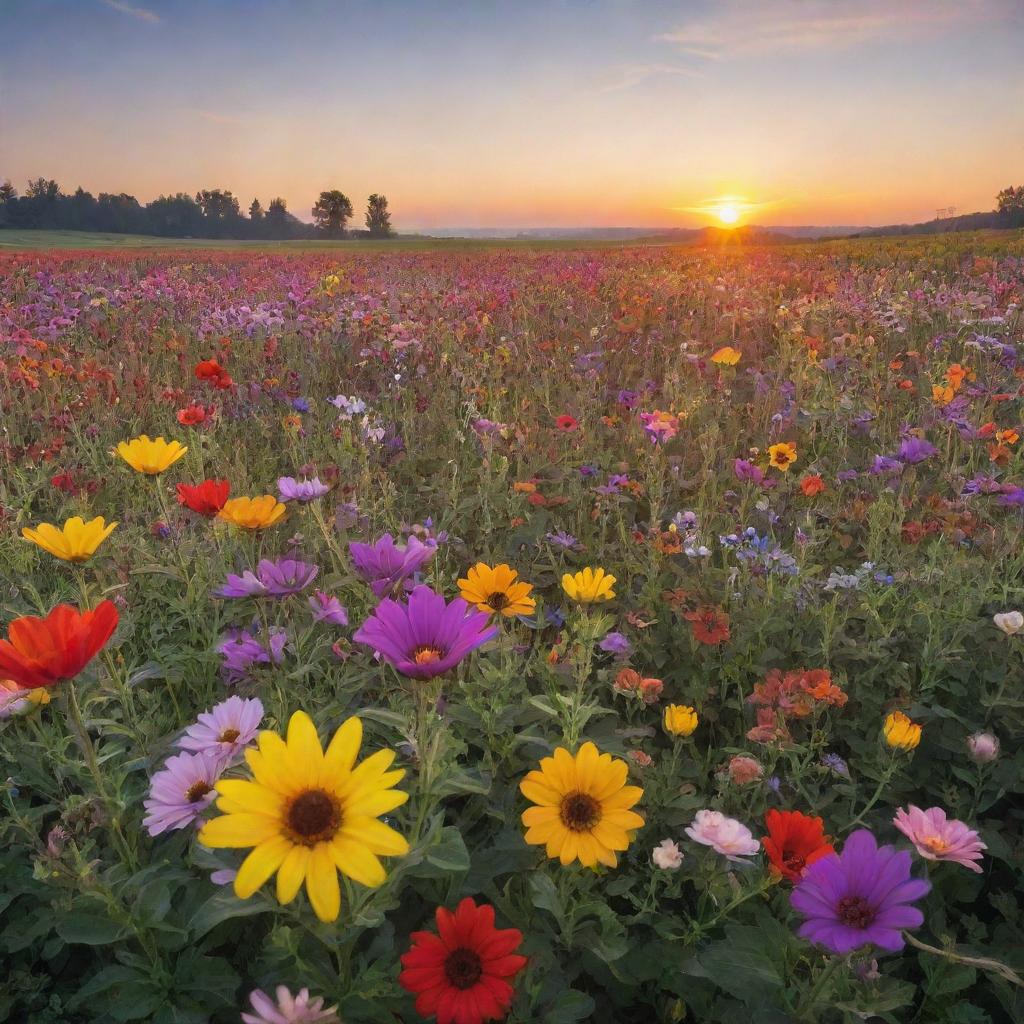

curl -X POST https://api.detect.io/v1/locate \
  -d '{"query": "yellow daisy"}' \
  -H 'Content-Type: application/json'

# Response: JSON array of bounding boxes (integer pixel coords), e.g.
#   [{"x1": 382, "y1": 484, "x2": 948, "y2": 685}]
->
[
  {"x1": 21, "y1": 515, "x2": 117, "y2": 562},
  {"x1": 198, "y1": 711, "x2": 409, "y2": 923},
  {"x1": 218, "y1": 495, "x2": 287, "y2": 530},
  {"x1": 115, "y1": 435, "x2": 188, "y2": 474},
  {"x1": 561, "y1": 567, "x2": 616, "y2": 603},
  {"x1": 457, "y1": 563, "x2": 536, "y2": 617},
  {"x1": 520, "y1": 742, "x2": 644, "y2": 868},
  {"x1": 883, "y1": 710, "x2": 922, "y2": 751},
  {"x1": 767, "y1": 442, "x2": 797, "y2": 472}
]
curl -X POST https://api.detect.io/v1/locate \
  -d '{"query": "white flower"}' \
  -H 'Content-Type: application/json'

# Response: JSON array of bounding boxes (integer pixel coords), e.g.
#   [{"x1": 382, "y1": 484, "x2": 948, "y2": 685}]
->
[
  {"x1": 685, "y1": 809, "x2": 760, "y2": 861},
  {"x1": 993, "y1": 611, "x2": 1024, "y2": 636},
  {"x1": 652, "y1": 839, "x2": 684, "y2": 870}
]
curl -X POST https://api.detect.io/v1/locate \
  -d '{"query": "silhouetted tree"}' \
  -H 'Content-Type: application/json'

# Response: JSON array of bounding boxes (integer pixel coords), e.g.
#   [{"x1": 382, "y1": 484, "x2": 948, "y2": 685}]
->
[
  {"x1": 0, "y1": 181, "x2": 15, "y2": 228},
  {"x1": 365, "y1": 193, "x2": 394, "y2": 238},
  {"x1": 996, "y1": 186, "x2": 1024, "y2": 226},
  {"x1": 265, "y1": 197, "x2": 290, "y2": 238},
  {"x1": 312, "y1": 190, "x2": 353, "y2": 238},
  {"x1": 67, "y1": 187, "x2": 98, "y2": 231},
  {"x1": 146, "y1": 193, "x2": 205, "y2": 237},
  {"x1": 195, "y1": 189, "x2": 242, "y2": 237}
]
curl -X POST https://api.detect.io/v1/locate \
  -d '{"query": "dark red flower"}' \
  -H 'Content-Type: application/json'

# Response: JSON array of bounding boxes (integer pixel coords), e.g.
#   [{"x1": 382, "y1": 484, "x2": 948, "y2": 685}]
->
[
  {"x1": 399, "y1": 898, "x2": 527, "y2": 1024},
  {"x1": 0, "y1": 602, "x2": 119, "y2": 690},
  {"x1": 683, "y1": 605, "x2": 730, "y2": 645},
  {"x1": 176, "y1": 479, "x2": 230, "y2": 517},
  {"x1": 194, "y1": 359, "x2": 233, "y2": 390},
  {"x1": 762, "y1": 809, "x2": 835, "y2": 882},
  {"x1": 555, "y1": 415, "x2": 578, "y2": 431}
]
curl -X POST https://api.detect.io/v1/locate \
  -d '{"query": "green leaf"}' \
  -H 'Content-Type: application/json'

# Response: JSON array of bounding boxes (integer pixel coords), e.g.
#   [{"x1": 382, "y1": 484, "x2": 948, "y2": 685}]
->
[
  {"x1": 56, "y1": 911, "x2": 129, "y2": 946},
  {"x1": 544, "y1": 989, "x2": 595, "y2": 1023}
]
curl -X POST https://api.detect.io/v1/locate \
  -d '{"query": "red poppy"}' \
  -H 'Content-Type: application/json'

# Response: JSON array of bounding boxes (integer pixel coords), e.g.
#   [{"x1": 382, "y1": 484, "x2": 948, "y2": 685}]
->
[
  {"x1": 194, "y1": 359, "x2": 233, "y2": 390},
  {"x1": 555, "y1": 415, "x2": 578, "y2": 431},
  {"x1": 399, "y1": 898, "x2": 527, "y2": 1024},
  {"x1": 683, "y1": 606, "x2": 730, "y2": 645},
  {"x1": 799, "y1": 474, "x2": 825, "y2": 497},
  {"x1": 0, "y1": 602, "x2": 119, "y2": 690},
  {"x1": 762, "y1": 809, "x2": 834, "y2": 882},
  {"x1": 176, "y1": 479, "x2": 230, "y2": 517},
  {"x1": 176, "y1": 403, "x2": 214, "y2": 427}
]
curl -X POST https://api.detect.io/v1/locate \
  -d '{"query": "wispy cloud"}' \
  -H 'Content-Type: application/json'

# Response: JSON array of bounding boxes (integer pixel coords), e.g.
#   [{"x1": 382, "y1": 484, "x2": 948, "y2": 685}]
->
[
  {"x1": 656, "y1": 0, "x2": 1007, "y2": 59},
  {"x1": 190, "y1": 109, "x2": 245, "y2": 126},
  {"x1": 598, "y1": 63, "x2": 704, "y2": 93},
  {"x1": 101, "y1": 0, "x2": 161, "y2": 24}
]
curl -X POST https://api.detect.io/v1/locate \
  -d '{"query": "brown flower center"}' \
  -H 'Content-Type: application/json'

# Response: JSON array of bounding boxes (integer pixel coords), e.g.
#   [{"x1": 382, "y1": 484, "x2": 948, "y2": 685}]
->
[
  {"x1": 218, "y1": 728, "x2": 240, "y2": 743},
  {"x1": 559, "y1": 791, "x2": 601, "y2": 832},
  {"x1": 444, "y1": 948, "x2": 483, "y2": 990},
  {"x1": 413, "y1": 645, "x2": 444, "y2": 665},
  {"x1": 286, "y1": 789, "x2": 341, "y2": 845},
  {"x1": 837, "y1": 896, "x2": 876, "y2": 929},
  {"x1": 486, "y1": 591, "x2": 509, "y2": 611},
  {"x1": 185, "y1": 780, "x2": 213, "y2": 803}
]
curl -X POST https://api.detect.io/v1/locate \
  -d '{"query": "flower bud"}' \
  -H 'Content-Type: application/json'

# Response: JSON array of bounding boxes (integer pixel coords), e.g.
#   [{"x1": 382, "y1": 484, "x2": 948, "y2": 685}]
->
[{"x1": 967, "y1": 731, "x2": 999, "y2": 763}]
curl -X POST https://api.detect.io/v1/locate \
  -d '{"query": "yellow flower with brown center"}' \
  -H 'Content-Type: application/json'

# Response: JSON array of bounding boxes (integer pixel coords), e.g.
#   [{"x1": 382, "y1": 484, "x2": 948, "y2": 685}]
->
[
  {"x1": 457, "y1": 563, "x2": 536, "y2": 617},
  {"x1": 115, "y1": 435, "x2": 188, "y2": 474},
  {"x1": 883, "y1": 710, "x2": 922, "y2": 751},
  {"x1": 767, "y1": 442, "x2": 797, "y2": 472},
  {"x1": 198, "y1": 710, "x2": 409, "y2": 923},
  {"x1": 663, "y1": 704, "x2": 698, "y2": 737},
  {"x1": 520, "y1": 742, "x2": 644, "y2": 868},
  {"x1": 22, "y1": 516, "x2": 117, "y2": 563},
  {"x1": 217, "y1": 496, "x2": 287, "y2": 530},
  {"x1": 710, "y1": 346, "x2": 742, "y2": 366},
  {"x1": 562, "y1": 567, "x2": 616, "y2": 603}
]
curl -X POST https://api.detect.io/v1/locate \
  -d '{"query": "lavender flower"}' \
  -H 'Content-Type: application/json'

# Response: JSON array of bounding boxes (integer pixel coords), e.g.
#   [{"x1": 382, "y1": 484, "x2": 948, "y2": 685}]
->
[
  {"x1": 545, "y1": 530, "x2": 579, "y2": 549},
  {"x1": 217, "y1": 627, "x2": 287, "y2": 682},
  {"x1": 791, "y1": 829, "x2": 930, "y2": 954},
  {"x1": 349, "y1": 533, "x2": 435, "y2": 598},
  {"x1": 142, "y1": 751, "x2": 222, "y2": 836},
  {"x1": 178, "y1": 696, "x2": 264, "y2": 763},
  {"x1": 897, "y1": 437, "x2": 938, "y2": 464},
  {"x1": 277, "y1": 476, "x2": 330, "y2": 502},
  {"x1": 353, "y1": 584, "x2": 497, "y2": 679},
  {"x1": 599, "y1": 631, "x2": 632, "y2": 656},
  {"x1": 217, "y1": 559, "x2": 319, "y2": 599},
  {"x1": 308, "y1": 590, "x2": 349, "y2": 626}
]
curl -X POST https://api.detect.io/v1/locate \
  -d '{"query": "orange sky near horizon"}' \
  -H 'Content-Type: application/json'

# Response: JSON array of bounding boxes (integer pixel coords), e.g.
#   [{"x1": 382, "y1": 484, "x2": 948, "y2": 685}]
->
[{"x1": 2, "y1": 0, "x2": 1022, "y2": 229}]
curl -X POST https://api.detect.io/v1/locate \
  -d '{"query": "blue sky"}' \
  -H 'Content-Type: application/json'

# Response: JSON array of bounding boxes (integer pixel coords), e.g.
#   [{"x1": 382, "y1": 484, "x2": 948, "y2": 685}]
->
[{"x1": 2, "y1": 0, "x2": 1022, "y2": 228}]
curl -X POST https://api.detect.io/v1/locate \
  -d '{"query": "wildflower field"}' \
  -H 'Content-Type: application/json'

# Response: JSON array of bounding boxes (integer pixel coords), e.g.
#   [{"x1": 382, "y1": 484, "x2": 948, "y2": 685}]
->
[{"x1": 1, "y1": 233, "x2": 1023, "y2": 1024}]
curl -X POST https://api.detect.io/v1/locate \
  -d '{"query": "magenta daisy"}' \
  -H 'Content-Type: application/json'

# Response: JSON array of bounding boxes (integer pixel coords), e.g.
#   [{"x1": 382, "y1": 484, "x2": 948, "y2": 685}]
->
[
  {"x1": 177, "y1": 695, "x2": 264, "y2": 763},
  {"x1": 893, "y1": 805, "x2": 986, "y2": 873},
  {"x1": 791, "y1": 829, "x2": 930, "y2": 954},
  {"x1": 349, "y1": 533, "x2": 435, "y2": 598},
  {"x1": 142, "y1": 751, "x2": 223, "y2": 836},
  {"x1": 352, "y1": 584, "x2": 497, "y2": 679},
  {"x1": 241, "y1": 985, "x2": 339, "y2": 1024}
]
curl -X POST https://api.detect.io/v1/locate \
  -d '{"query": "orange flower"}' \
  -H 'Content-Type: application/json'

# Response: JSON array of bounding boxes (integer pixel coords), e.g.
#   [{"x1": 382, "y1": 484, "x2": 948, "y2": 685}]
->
[
  {"x1": 683, "y1": 606, "x2": 730, "y2": 645},
  {"x1": 799, "y1": 474, "x2": 825, "y2": 497},
  {"x1": 997, "y1": 428, "x2": 1019, "y2": 445},
  {"x1": 710, "y1": 346, "x2": 741, "y2": 366},
  {"x1": 932, "y1": 384, "x2": 955, "y2": 406},
  {"x1": 513, "y1": 481, "x2": 537, "y2": 494}
]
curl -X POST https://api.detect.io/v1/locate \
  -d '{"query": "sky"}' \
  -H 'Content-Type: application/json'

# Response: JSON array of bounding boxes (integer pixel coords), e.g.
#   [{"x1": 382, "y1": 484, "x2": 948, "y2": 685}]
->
[{"x1": 1, "y1": 0, "x2": 1022, "y2": 230}]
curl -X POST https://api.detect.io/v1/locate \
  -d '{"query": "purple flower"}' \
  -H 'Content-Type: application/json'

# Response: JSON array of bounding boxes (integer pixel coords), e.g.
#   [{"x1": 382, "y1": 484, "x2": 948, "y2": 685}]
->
[
  {"x1": 308, "y1": 590, "x2": 349, "y2": 626},
  {"x1": 791, "y1": 829, "x2": 930, "y2": 954},
  {"x1": 216, "y1": 558, "x2": 318, "y2": 598},
  {"x1": 142, "y1": 751, "x2": 222, "y2": 836},
  {"x1": 349, "y1": 533, "x2": 435, "y2": 598},
  {"x1": 734, "y1": 459, "x2": 766, "y2": 485},
  {"x1": 545, "y1": 530, "x2": 579, "y2": 549},
  {"x1": 291, "y1": 397, "x2": 310, "y2": 413},
  {"x1": 869, "y1": 455, "x2": 904, "y2": 476},
  {"x1": 217, "y1": 627, "x2": 287, "y2": 682},
  {"x1": 277, "y1": 476, "x2": 330, "y2": 502},
  {"x1": 897, "y1": 437, "x2": 938, "y2": 465},
  {"x1": 352, "y1": 584, "x2": 497, "y2": 679},
  {"x1": 599, "y1": 631, "x2": 632, "y2": 656},
  {"x1": 178, "y1": 696, "x2": 264, "y2": 763},
  {"x1": 997, "y1": 486, "x2": 1024, "y2": 508}
]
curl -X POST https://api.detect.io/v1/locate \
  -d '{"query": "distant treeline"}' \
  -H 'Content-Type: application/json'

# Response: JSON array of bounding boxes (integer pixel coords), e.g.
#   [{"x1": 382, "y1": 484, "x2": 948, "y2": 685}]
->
[{"x1": 0, "y1": 179, "x2": 395, "y2": 239}]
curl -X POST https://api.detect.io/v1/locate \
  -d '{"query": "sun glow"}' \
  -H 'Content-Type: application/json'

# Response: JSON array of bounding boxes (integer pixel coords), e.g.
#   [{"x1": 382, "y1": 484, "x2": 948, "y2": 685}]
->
[{"x1": 717, "y1": 203, "x2": 740, "y2": 225}]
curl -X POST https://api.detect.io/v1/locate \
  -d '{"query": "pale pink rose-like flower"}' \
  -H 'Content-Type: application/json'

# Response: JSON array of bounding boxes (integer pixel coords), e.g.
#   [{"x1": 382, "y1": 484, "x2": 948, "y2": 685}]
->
[
  {"x1": 652, "y1": 839, "x2": 684, "y2": 870},
  {"x1": 727, "y1": 755, "x2": 763, "y2": 785},
  {"x1": 966, "y1": 731, "x2": 1000, "y2": 763},
  {"x1": 242, "y1": 985, "x2": 339, "y2": 1024},
  {"x1": 993, "y1": 610, "x2": 1024, "y2": 635},
  {"x1": 685, "y1": 809, "x2": 760, "y2": 861},
  {"x1": 893, "y1": 805, "x2": 987, "y2": 873}
]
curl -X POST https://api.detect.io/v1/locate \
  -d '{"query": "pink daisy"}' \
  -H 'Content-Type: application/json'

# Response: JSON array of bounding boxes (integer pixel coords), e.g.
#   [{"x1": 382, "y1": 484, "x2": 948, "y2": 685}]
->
[
  {"x1": 142, "y1": 751, "x2": 222, "y2": 836},
  {"x1": 893, "y1": 805, "x2": 986, "y2": 873},
  {"x1": 177, "y1": 695, "x2": 263, "y2": 763}
]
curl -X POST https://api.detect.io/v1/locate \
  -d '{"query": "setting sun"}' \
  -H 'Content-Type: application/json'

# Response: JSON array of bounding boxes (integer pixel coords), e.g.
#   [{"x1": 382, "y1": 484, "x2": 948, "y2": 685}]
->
[{"x1": 717, "y1": 204, "x2": 740, "y2": 225}]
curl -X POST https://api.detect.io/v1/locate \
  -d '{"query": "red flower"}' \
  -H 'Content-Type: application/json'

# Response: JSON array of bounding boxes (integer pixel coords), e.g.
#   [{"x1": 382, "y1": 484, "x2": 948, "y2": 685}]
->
[
  {"x1": 683, "y1": 606, "x2": 730, "y2": 645},
  {"x1": 176, "y1": 403, "x2": 213, "y2": 427},
  {"x1": 399, "y1": 898, "x2": 527, "y2": 1024},
  {"x1": 176, "y1": 479, "x2": 230, "y2": 517},
  {"x1": 762, "y1": 809, "x2": 834, "y2": 882},
  {"x1": 799, "y1": 474, "x2": 825, "y2": 497},
  {"x1": 0, "y1": 602, "x2": 119, "y2": 690},
  {"x1": 555, "y1": 415, "x2": 578, "y2": 431},
  {"x1": 50, "y1": 471, "x2": 77, "y2": 493},
  {"x1": 194, "y1": 359, "x2": 233, "y2": 390}
]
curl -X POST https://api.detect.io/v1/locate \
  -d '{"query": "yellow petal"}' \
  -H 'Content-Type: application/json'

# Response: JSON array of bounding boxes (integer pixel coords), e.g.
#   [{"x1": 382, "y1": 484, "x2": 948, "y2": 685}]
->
[
  {"x1": 329, "y1": 837, "x2": 387, "y2": 887},
  {"x1": 306, "y1": 844, "x2": 341, "y2": 922},
  {"x1": 276, "y1": 845, "x2": 310, "y2": 904},
  {"x1": 234, "y1": 835, "x2": 291, "y2": 898},
  {"x1": 198, "y1": 813, "x2": 279, "y2": 848}
]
